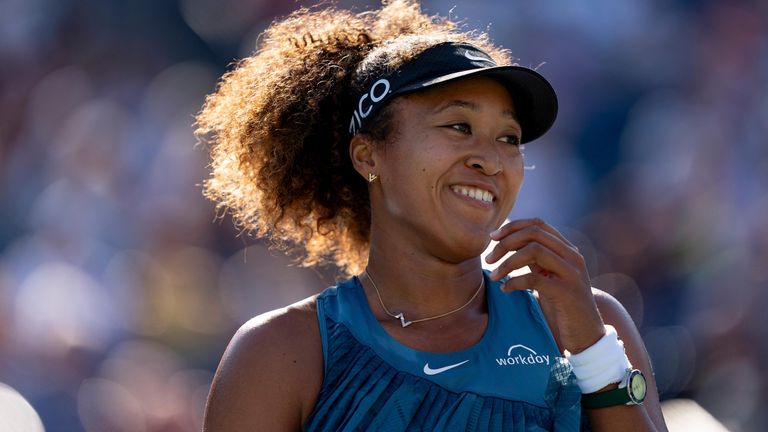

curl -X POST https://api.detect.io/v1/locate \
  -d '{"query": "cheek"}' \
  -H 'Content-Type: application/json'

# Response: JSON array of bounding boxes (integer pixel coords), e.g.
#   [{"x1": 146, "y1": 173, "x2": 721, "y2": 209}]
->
[
  {"x1": 390, "y1": 137, "x2": 450, "y2": 181},
  {"x1": 509, "y1": 181, "x2": 523, "y2": 203},
  {"x1": 503, "y1": 160, "x2": 525, "y2": 202}
]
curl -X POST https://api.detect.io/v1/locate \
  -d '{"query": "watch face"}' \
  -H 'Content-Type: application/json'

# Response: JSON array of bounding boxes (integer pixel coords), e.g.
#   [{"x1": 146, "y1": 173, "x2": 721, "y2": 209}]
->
[{"x1": 629, "y1": 371, "x2": 647, "y2": 403}]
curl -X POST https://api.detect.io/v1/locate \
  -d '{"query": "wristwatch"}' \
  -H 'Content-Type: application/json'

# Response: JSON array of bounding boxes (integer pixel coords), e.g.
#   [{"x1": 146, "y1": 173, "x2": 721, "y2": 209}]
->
[{"x1": 581, "y1": 369, "x2": 647, "y2": 409}]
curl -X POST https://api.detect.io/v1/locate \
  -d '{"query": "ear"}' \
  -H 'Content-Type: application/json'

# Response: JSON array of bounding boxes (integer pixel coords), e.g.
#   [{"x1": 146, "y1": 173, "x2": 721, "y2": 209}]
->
[{"x1": 349, "y1": 134, "x2": 378, "y2": 180}]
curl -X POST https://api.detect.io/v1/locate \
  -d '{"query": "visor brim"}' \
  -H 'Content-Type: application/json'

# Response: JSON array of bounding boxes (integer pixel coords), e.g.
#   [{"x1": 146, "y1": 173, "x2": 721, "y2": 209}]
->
[{"x1": 396, "y1": 65, "x2": 558, "y2": 144}]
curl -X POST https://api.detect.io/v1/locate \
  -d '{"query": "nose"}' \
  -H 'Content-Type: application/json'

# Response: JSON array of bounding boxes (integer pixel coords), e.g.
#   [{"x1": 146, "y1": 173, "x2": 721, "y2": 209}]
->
[{"x1": 465, "y1": 139, "x2": 503, "y2": 176}]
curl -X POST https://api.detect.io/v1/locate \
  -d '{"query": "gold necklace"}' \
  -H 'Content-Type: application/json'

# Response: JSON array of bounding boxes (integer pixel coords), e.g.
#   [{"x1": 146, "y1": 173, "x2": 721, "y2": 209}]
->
[{"x1": 363, "y1": 268, "x2": 485, "y2": 328}]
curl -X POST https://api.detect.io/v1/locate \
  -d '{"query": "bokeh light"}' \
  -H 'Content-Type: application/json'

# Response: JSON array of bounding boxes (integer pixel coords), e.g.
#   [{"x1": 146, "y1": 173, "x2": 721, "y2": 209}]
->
[{"x1": 0, "y1": 382, "x2": 45, "y2": 432}]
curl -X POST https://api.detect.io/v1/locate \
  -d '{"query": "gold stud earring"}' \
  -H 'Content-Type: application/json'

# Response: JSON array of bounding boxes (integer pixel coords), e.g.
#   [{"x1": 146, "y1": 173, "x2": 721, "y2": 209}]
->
[{"x1": 368, "y1": 173, "x2": 378, "y2": 183}]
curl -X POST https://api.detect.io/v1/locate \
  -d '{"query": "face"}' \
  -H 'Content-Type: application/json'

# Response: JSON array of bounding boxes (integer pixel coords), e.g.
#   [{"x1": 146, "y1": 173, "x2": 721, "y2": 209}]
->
[{"x1": 368, "y1": 76, "x2": 525, "y2": 262}]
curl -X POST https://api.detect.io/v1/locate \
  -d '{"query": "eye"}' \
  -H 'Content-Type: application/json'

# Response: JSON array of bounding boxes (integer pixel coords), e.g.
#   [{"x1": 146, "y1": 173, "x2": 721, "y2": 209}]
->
[
  {"x1": 498, "y1": 135, "x2": 521, "y2": 146},
  {"x1": 448, "y1": 123, "x2": 471, "y2": 134}
]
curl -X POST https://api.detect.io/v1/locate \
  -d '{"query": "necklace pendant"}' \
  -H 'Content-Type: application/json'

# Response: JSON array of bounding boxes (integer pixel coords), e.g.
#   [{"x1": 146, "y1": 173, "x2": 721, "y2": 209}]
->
[{"x1": 395, "y1": 313, "x2": 413, "y2": 328}]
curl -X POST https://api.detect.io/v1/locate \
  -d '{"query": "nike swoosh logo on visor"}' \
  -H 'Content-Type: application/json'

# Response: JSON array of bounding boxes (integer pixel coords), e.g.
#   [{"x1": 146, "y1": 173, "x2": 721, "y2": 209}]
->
[
  {"x1": 423, "y1": 360, "x2": 470, "y2": 375},
  {"x1": 464, "y1": 51, "x2": 492, "y2": 62}
]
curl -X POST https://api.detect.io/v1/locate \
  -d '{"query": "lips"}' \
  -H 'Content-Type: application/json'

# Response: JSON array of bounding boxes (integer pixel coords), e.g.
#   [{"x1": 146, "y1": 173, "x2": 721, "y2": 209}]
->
[{"x1": 450, "y1": 185, "x2": 495, "y2": 203}]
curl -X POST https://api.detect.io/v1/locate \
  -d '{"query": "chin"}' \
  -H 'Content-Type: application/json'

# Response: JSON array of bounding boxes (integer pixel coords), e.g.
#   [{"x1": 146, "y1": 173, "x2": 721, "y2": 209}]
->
[{"x1": 439, "y1": 229, "x2": 492, "y2": 262}]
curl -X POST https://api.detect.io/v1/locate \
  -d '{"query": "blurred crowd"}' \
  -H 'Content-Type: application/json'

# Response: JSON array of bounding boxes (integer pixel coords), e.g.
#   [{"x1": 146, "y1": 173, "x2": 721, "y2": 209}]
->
[{"x1": 0, "y1": 0, "x2": 765, "y2": 430}]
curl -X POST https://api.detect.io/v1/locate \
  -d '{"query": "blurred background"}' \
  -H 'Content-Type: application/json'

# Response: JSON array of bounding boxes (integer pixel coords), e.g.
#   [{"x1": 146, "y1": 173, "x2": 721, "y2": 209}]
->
[{"x1": 0, "y1": 0, "x2": 765, "y2": 430}]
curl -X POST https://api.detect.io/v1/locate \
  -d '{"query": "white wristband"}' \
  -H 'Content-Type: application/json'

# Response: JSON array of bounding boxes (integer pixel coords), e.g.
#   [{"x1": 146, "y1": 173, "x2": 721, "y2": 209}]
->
[{"x1": 565, "y1": 325, "x2": 632, "y2": 394}]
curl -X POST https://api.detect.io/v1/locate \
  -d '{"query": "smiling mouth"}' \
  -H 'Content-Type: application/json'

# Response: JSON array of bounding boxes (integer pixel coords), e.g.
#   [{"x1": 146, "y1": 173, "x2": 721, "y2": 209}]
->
[{"x1": 450, "y1": 185, "x2": 495, "y2": 203}]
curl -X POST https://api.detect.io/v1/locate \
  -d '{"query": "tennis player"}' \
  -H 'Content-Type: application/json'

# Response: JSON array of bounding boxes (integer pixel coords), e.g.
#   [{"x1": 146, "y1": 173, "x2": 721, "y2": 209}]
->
[{"x1": 197, "y1": 1, "x2": 667, "y2": 430}]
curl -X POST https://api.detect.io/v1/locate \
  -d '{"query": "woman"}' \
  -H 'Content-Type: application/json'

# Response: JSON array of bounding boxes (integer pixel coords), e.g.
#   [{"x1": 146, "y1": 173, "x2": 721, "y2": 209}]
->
[{"x1": 197, "y1": 1, "x2": 667, "y2": 430}]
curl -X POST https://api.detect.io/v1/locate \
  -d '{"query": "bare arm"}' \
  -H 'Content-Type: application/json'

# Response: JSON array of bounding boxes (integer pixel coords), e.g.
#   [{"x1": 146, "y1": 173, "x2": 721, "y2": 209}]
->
[
  {"x1": 203, "y1": 297, "x2": 323, "y2": 431},
  {"x1": 585, "y1": 289, "x2": 667, "y2": 432}
]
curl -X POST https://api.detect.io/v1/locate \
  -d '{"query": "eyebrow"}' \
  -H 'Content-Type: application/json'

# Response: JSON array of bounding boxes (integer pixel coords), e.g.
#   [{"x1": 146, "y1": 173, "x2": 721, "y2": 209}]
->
[{"x1": 431, "y1": 99, "x2": 519, "y2": 122}]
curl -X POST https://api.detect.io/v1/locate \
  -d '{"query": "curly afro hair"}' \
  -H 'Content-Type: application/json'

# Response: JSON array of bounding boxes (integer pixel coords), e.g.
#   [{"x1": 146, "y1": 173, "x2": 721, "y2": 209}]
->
[{"x1": 195, "y1": 0, "x2": 513, "y2": 277}]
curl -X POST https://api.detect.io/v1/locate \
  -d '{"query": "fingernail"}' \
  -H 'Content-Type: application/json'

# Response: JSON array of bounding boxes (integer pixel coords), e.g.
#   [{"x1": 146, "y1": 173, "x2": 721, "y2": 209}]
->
[{"x1": 490, "y1": 228, "x2": 501, "y2": 238}]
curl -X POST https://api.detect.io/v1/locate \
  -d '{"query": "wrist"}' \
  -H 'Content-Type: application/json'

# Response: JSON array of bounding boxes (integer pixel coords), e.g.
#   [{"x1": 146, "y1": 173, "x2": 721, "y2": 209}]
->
[
  {"x1": 566, "y1": 323, "x2": 608, "y2": 355},
  {"x1": 565, "y1": 324, "x2": 632, "y2": 394},
  {"x1": 581, "y1": 369, "x2": 648, "y2": 409}
]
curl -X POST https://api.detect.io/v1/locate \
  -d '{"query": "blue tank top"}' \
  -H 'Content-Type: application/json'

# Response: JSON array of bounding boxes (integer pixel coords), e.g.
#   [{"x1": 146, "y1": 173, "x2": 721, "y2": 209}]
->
[{"x1": 305, "y1": 272, "x2": 586, "y2": 431}]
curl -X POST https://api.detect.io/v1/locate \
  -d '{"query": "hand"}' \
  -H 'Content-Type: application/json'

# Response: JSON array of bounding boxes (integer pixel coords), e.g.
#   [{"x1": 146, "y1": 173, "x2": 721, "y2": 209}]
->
[{"x1": 485, "y1": 218, "x2": 605, "y2": 354}]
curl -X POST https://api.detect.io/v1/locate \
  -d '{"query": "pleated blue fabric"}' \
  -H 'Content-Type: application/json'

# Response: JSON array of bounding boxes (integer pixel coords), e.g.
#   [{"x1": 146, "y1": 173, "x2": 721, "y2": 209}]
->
[{"x1": 304, "y1": 273, "x2": 587, "y2": 431}]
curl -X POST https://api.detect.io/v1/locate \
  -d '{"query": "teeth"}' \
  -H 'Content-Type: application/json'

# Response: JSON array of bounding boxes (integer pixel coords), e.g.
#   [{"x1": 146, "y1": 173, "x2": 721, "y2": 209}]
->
[{"x1": 451, "y1": 185, "x2": 494, "y2": 203}]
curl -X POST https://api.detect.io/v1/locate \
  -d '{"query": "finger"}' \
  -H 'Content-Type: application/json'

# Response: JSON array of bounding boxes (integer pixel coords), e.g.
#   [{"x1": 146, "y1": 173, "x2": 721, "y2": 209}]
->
[
  {"x1": 485, "y1": 223, "x2": 585, "y2": 265},
  {"x1": 491, "y1": 218, "x2": 577, "y2": 250},
  {"x1": 499, "y1": 268, "x2": 562, "y2": 293},
  {"x1": 489, "y1": 241, "x2": 578, "y2": 282}
]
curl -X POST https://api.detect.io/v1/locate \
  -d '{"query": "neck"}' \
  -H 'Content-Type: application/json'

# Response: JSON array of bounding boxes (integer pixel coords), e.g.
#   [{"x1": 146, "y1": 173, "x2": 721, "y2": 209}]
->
[{"x1": 364, "y1": 221, "x2": 486, "y2": 319}]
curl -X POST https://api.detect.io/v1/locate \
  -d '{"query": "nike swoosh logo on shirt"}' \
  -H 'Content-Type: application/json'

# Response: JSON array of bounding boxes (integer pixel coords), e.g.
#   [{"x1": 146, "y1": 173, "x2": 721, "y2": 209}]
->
[{"x1": 423, "y1": 360, "x2": 470, "y2": 375}]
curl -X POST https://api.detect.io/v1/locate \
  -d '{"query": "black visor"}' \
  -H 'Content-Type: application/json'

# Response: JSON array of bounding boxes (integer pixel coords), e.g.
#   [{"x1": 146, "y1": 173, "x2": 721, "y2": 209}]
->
[{"x1": 348, "y1": 42, "x2": 558, "y2": 144}]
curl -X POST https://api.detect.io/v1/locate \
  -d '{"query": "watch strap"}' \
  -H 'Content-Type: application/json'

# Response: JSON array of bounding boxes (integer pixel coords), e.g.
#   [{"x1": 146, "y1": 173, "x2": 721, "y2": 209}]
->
[
  {"x1": 581, "y1": 385, "x2": 632, "y2": 409},
  {"x1": 581, "y1": 369, "x2": 646, "y2": 409}
]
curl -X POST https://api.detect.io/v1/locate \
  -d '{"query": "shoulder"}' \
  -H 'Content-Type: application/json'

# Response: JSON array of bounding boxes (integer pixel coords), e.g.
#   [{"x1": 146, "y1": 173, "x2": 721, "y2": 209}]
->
[
  {"x1": 232, "y1": 295, "x2": 321, "y2": 370},
  {"x1": 203, "y1": 295, "x2": 323, "y2": 431},
  {"x1": 236, "y1": 294, "x2": 320, "y2": 346}
]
